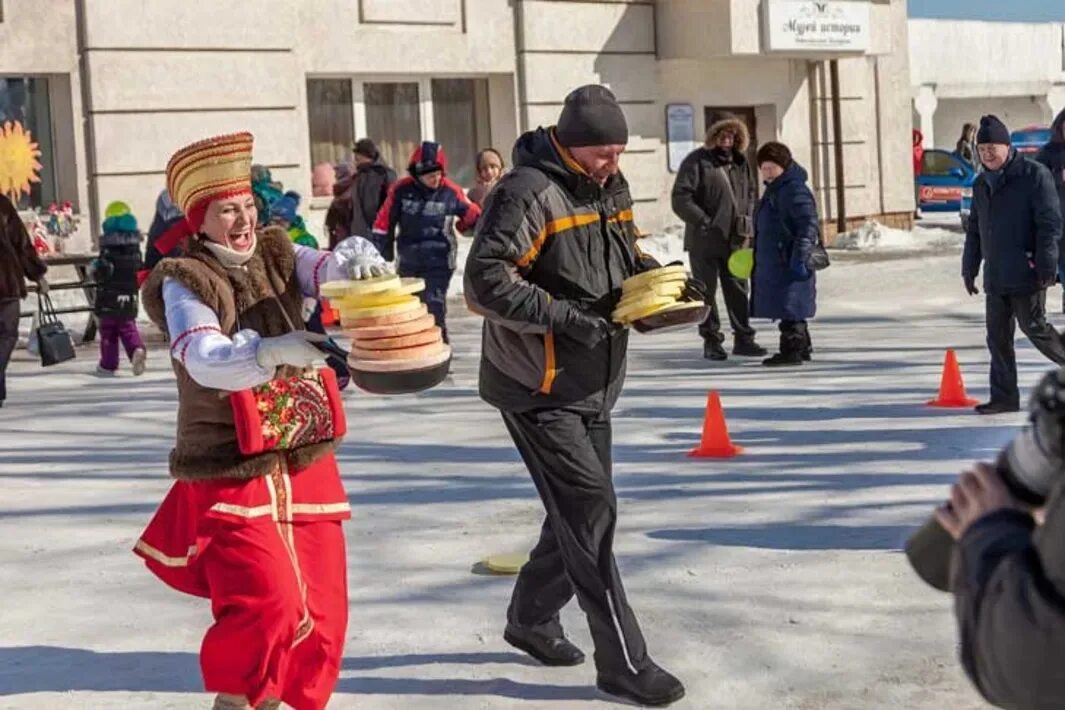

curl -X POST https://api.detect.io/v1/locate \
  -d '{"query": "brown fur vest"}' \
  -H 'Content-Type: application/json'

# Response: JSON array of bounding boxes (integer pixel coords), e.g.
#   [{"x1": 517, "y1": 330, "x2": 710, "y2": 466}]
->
[{"x1": 142, "y1": 226, "x2": 338, "y2": 481}]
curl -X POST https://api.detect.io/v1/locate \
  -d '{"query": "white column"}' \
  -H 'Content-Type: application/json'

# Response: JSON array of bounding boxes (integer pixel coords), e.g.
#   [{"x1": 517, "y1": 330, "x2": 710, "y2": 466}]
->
[
  {"x1": 1044, "y1": 85, "x2": 1065, "y2": 123},
  {"x1": 913, "y1": 84, "x2": 938, "y2": 149}
]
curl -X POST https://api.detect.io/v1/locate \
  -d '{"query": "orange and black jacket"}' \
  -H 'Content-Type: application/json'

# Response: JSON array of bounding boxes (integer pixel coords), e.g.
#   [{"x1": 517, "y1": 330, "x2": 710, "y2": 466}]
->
[{"x1": 464, "y1": 127, "x2": 658, "y2": 414}]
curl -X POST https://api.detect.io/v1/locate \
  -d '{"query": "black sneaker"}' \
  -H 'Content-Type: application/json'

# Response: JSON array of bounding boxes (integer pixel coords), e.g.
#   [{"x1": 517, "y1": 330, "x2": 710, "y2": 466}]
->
[
  {"x1": 763, "y1": 352, "x2": 803, "y2": 367},
  {"x1": 597, "y1": 662, "x2": 686, "y2": 707},
  {"x1": 733, "y1": 339, "x2": 767, "y2": 357},
  {"x1": 975, "y1": 401, "x2": 1020, "y2": 415},
  {"x1": 703, "y1": 341, "x2": 728, "y2": 361},
  {"x1": 504, "y1": 624, "x2": 585, "y2": 667}
]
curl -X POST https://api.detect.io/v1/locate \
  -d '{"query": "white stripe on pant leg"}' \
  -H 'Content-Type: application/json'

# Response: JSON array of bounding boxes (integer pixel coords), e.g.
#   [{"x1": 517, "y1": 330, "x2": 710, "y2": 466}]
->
[{"x1": 606, "y1": 589, "x2": 638, "y2": 674}]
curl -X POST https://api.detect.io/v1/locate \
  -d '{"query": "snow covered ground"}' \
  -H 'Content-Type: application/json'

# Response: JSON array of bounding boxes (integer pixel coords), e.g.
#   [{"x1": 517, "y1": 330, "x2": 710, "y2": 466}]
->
[{"x1": 2, "y1": 219, "x2": 1049, "y2": 709}]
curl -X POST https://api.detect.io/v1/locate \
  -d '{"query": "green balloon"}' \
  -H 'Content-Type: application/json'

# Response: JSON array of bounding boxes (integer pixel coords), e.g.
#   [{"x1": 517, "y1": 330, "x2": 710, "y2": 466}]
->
[
  {"x1": 104, "y1": 200, "x2": 131, "y2": 219},
  {"x1": 728, "y1": 248, "x2": 754, "y2": 279}
]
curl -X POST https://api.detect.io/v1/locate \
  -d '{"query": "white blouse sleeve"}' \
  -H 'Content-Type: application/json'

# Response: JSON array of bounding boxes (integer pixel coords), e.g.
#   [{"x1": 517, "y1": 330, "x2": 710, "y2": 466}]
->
[
  {"x1": 163, "y1": 277, "x2": 274, "y2": 391},
  {"x1": 292, "y1": 236, "x2": 387, "y2": 297}
]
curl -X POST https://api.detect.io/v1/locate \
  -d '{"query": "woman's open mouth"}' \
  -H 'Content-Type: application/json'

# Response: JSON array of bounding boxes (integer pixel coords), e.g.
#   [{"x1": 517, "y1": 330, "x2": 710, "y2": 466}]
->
[{"x1": 228, "y1": 230, "x2": 254, "y2": 251}]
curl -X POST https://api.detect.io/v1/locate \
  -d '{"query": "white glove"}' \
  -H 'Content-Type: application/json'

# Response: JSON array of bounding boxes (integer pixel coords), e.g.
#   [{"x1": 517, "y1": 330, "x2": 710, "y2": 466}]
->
[
  {"x1": 334, "y1": 236, "x2": 395, "y2": 280},
  {"x1": 300, "y1": 297, "x2": 318, "y2": 322},
  {"x1": 255, "y1": 331, "x2": 327, "y2": 370}
]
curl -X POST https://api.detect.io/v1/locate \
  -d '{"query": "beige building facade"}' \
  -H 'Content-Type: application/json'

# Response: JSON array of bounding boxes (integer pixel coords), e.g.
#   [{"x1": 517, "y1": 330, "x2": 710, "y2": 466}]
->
[{"x1": 0, "y1": 0, "x2": 913, "y2": 243}]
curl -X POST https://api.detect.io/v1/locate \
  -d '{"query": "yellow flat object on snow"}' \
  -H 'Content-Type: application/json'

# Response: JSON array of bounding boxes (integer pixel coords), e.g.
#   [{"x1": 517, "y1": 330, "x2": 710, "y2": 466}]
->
[
  {"x1": 481, "y1": 553, "x2": 529, "y2": 575},
  {"x1": 339, "y1": 296, "x2": 423, "y2": 320},
  {"x1": 613, "y1": 295, "x2": 676, "y2": 323},
  {"x1": 621, "y1": 265, "x2": 687, "y2": 291}
]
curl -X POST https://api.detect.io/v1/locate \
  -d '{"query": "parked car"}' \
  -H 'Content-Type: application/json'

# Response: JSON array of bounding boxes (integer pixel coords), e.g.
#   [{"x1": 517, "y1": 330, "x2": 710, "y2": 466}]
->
[
  {"x1": 1012, "y1": 125, "x2": 1052, "y2": 155},
  {"x1": 917, "y1": 149, "x2": 978, "y2": 229}
]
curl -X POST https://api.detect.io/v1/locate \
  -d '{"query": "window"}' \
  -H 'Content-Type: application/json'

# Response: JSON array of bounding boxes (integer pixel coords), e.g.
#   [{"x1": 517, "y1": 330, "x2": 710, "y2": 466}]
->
[
  {"x1": 921, "y1": 151, "x2": 964, "y2": 177},
  {"x1": 0, "y1": 77, "x2": 56, "y2": 210},
  {"x1": 365, "y1": 82, "x2": 421, "y2": 174},
  {"x1": 432, "y1": 78, "x2": 490, "y2": 187},
  {"x1": 307, "y1": 79, "x2": 354, "y2": 167},
  {"x1": 305, "y1": 77, "x2": 495, "y2": 186}
]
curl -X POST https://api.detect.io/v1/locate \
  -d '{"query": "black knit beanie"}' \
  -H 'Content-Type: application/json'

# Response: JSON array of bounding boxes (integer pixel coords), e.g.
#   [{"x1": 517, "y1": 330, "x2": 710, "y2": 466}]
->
[
  {"x1": 976, "y1": 115, "x2": 1011, "y2": 145},
  {"x1": 353, "y1": 138, "x2": 379, "y2": 160},
  {"x1": 556, "y1": 85, "x2": 629, "y2": 148},
  {"x1": 756, "y1": 142, "x2": 793, "y2": 170}
]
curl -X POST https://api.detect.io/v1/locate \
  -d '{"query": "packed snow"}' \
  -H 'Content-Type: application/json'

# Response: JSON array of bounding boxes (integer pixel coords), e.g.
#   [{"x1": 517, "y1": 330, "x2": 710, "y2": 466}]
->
[{"x1": 0, "y1": 222, "x2": 1042, "y2": 709}]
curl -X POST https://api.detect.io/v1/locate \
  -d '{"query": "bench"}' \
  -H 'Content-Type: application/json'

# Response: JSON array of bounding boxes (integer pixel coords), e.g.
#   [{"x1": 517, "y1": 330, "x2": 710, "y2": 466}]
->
[{"x1": 19, "y1": 254, "x2": 99, "y2": 343}]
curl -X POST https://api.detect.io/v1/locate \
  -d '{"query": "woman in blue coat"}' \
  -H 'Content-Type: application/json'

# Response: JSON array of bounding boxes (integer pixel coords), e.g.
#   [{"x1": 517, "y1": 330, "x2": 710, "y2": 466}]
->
[{"x1": 751, "y1": 142, "x2": 818, "y2": 366}]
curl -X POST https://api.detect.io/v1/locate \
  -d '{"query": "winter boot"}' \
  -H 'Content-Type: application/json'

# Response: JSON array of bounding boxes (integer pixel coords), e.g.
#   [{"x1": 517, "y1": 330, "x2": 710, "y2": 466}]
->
[
  {"x1": 131, "y1": 347, "x2": 147, "y2": 376},
  {"x1": 213, "y1": 694, "x2": 253, "y2": 710},
  {"x1": 732, "y1": 338, "x2": 767, "y2": 358},
  {"x1": 504, "y1": 623, "x2": 585, "y2": 666},
  {"x1": 764, "y1": 322, "x2": 805, "y2": 367},
  {"x1": 597, "y1": 661, "x2": 686, "y2": 707},
  {"x1": 94, "y1": 364, "x2": 117, "y2": 377},
  {"x1": 975, "y1": 400, "x2": 1020, "y2": 415},
  {"x1": 703, "y1": 340, "x2": 728, "y2": 361}
]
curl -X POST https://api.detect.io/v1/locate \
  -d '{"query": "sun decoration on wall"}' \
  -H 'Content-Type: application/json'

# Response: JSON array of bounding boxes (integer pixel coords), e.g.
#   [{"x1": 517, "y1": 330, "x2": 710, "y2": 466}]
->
[{"x1": 0, "y1": 121, "x2": 43, "y2": 203}]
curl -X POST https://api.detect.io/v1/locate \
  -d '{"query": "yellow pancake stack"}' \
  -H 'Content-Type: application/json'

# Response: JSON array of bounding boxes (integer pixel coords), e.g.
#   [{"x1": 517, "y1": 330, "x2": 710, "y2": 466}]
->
[
  {"x1": 612, "y1": 265, "x2": 704, "y2": 325},
  {"x1": 320, "y1": 276, "x2": 450, "y2": 372}
]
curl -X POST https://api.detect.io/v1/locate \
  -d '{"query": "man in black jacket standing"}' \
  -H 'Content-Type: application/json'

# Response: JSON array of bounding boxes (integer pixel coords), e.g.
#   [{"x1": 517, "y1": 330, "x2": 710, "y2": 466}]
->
[
  {"x1": 465, "y1": 85, "x2": 686, "y2": 707},
  {"x1": 671, "y1": 114, "x2": 764, "y2": 360},
  {"x1": 963, "y1": 115, "x2": 1065, "y2": 415},
  {"x1": 325, "y1": 139, "x2": 396, "y2": 248}
]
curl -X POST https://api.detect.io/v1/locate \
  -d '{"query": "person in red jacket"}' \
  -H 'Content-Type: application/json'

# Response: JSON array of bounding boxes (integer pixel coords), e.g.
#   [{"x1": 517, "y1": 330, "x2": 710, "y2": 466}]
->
[{"x1": 371, "y1": 141, "x2": 481, "y2": 342}]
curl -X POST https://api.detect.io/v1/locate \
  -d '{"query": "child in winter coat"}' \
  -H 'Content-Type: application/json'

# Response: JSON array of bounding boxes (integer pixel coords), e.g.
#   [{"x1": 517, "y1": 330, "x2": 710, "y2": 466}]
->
[
  {"x1": 91, "y1": 203, "x2": 146, "y2": 375},
  {"x1": 371, "y1": 141, "x2": 481, "y2": 342}
]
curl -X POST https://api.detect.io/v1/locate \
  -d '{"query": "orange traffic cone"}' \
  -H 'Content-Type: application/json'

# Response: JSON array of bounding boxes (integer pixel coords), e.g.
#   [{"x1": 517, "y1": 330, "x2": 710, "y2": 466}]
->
[
  {"x1": 927, "y1": 349, "x2": 979, "y2": 408},
  {"x1": 688, "y1": 391, "x2": 744, "y2": 458}
]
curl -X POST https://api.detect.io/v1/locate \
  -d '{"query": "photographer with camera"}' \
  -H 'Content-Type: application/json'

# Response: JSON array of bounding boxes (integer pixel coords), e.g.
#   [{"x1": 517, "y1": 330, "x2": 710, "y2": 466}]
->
[{"x1": 908, "y1": 368, "x2": 1065, "y2": 708}]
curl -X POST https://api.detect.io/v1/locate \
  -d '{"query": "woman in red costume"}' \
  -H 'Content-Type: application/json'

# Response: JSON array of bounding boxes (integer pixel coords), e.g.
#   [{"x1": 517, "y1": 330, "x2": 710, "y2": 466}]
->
[{"x1": 135, "y1": 132, "x2": 390, "y2": 709}]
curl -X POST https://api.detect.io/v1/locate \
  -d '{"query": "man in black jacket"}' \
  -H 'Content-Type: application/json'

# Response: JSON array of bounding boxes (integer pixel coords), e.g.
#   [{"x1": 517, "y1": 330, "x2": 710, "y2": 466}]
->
[
  {"x1": 963, "y1": 115, "x2": 1065, "y2": 415},
  {"x1": 465, "y1": 85, "x2": 686, "y2": 707},
  {"x1": 1035, "y1": 108, "x2": 1065, "y2": 313},
  {"x1": 671, "y1": 114, "x2": 764, "y2": 360},
  {"x1": 325, "y1": 139, "x2": 396, "y2": 249},
  {"x1": 0, "y1": 193, "x2": 48, "y2": 407}
]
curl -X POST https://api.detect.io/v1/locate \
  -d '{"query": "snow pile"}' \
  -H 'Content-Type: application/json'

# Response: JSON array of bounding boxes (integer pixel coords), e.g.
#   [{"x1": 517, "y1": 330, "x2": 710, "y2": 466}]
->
[{"x1": 833, "y1": 219, "x2": 964, "y2": 253}]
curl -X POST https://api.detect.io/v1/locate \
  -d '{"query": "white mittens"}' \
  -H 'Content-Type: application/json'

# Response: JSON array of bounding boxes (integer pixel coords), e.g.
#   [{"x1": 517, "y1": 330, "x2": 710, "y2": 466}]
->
[
  {"x1": 255, "y1": 331, "x2": 327, "y2": 370},
  {"x1": 334, "y1": 236, "x2": 395, "y2": 280}
]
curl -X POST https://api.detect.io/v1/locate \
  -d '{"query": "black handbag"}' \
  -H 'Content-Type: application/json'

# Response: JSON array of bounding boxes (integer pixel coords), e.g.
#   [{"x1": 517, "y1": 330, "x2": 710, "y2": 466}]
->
[{"x1": 36, "y1": 293, "x2": 76, "y2": 367}]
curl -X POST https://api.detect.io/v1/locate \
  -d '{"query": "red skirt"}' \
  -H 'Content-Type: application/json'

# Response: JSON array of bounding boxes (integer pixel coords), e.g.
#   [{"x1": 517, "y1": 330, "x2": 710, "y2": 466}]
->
[{"x1": 134, "y1": 452, "x2": 351, "y2": 598}]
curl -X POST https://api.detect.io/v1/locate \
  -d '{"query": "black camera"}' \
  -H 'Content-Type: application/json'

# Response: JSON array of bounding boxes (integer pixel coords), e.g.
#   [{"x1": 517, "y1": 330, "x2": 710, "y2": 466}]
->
[{"x1": 906, "y1": 367, "x2": 1065, "y2": 591}]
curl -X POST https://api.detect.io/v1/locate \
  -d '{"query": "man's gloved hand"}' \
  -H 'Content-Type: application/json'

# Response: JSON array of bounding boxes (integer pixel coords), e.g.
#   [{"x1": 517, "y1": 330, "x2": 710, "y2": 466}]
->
[
  {"x1": 963, "y1": 275, "x2": 979, "y2": 296},
  {"x1": 256, "y1": 331, "x2": 327, "y2": 370},
  {"x1": 35, "y1": 277, "x2": 49, "y2": 295},
  {"x1": 333, "y1": 236, "x2": 396, "y2": 280},
  {"x1": 561, "y1": 307, "x2": 616, "y2": 349}
]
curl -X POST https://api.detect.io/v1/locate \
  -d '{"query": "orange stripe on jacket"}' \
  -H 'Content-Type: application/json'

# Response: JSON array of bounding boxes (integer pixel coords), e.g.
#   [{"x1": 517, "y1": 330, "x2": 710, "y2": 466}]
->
[
  {"x1": 516, "y1": 209, "x2": 634, "y2": 268},
  {"x1": 540, "y1": 331, "x2": 557, "y2": 394}
]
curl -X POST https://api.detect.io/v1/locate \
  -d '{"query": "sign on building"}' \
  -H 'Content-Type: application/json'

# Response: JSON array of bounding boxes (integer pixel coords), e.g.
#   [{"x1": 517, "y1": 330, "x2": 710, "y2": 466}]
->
[
  {"x1": 665, "y1": 104, "x2": 696, "y2": 173},
  {"x1": 763, "y1": 0, "x2": 870, "y2": 53}
]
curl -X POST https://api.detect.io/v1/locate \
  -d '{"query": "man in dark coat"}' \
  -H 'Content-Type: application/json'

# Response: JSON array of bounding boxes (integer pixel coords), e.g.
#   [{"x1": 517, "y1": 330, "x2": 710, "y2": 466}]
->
[
  {"x1": 465, "y1": 85, "x2": 686, "y2": 707},
  {"x1": 751, "y1": 142, "x2": 818, "y2": 367},
  {"x1": 963, "y1": 115, "x2": 1065, "y2": 415},
  {"x1": 325, "y1": 138, "x2": 396, "y2": 249},
  {"x1": 671, "y1": 114, "x2": 764, "y2": 361},
  {"x1": 0, "y1": 193, "x2": 48, "y2": 407},
  {"x1": 1035, "y1": 108, "x2": 1065, "y2": 313}
]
